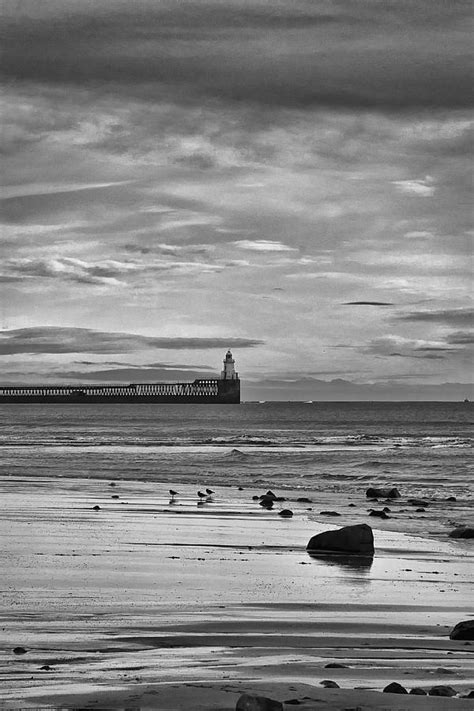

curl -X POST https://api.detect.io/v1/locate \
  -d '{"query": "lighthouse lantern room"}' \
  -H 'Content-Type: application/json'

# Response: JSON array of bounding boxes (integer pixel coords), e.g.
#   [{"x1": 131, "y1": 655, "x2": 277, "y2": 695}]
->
[{"x1": 221, "y1": 350, "x2": 238, "y2": 380}]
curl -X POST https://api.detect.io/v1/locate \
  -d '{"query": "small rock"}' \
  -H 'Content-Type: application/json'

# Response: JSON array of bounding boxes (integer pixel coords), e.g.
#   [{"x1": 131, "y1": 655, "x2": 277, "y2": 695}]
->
[
  {"x1": 111, "y1": 495, "x2": 119, "y2": 499},
  {"x1": 236, "y1": 693, "x2": 283, "y2": 710},
  {"x1": 320, "y1": 511, "x2": 341, "y2": 516},
  {"x1": 383, "y1": 682, "x2": 408, "y2": 694},
  {"x1": 383, "y1": 507, "x2": 391, "y2": 513},
  {"x1": 252, "y1": 495, "x2": 259, "y2": 500},
  {"x1": 408, "y1": 499, "x2": 428, "y2": 507},
  {"x1": 409, "y1": 688, "x2": 427, "y2": 695},
  {"x1": 109, "y1": 482, "x2": 116, "y2": 487},
  {"x1": 416, "y1": 508, "x2": 425, "y2": 512},
  {"x1": 449, "y1": 620, "x2": 474, "y2": 640},
  {"x1": 307, "y1": 523, "x2": 374, "y2": 556},
  {"x1": 238, "y1": 486, "x2": 244, "y2": 491},
  {"x1": 40, "y1": 665, "x2": 52, "y2": 671},
  {"x1": 284, "y1": 700, "x2": 302, "y2": 705},
  {"x1": 428, "y1": 685, "x2": 456, "y2": 697},
  {"x1": 13, "y1": 647, "x2": 27, "y2": 655},
  {"x1": 265, "y1": 490, "x2": 277, "y2": 499},
  {"x1": 259, "y1": 497, "x2": 274, "y2": 509},
  {"x1": 278, "y1": 509, "x2": 293, "y2": 518},
  {"x1": 446, "y1": 496, "x2": 457, "y2": 502},
  {"x1": 92, "y1": 505, "x2": 101, "y2": 511},
  {"x1": 449, "y1": 526, "x2": 474, "y2": 539},
  {"x1": 366, "y1": 487, "x2": 401, "y2": 499},
  {"x1": 369, "y1": 509, "x2": 390, "y2": 519},
  {"x1": 348, "y1": 503, "x2": 356, "y2": 507},
  {"x1": 297, "y1": 497, "x2": 312, "y2": 503},
  {"x1": 325, "y1": 662, "x2": 349, "y2": 668},
  {"x1": 436, "y1": 667, "x2": 455, "y2": 674},
  {"x1": 320, "y1": 680, "x2": 339, "y2": 688}
]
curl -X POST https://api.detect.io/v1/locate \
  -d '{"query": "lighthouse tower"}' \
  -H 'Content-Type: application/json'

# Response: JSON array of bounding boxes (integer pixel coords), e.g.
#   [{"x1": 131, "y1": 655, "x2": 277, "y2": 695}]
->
[{"x1": 221, "y1": 350, "x2": 238, "y2": 380}]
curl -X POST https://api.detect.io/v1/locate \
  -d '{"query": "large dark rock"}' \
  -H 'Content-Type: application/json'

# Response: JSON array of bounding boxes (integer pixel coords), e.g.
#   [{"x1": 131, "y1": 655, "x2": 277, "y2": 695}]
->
[
  {"x1": 383, "y1": 682, "x2": 408, "y2": 694},
  {"x1": 306, "y1": 523, "x2": 374, "y2": 556},
  {"x1": 449, "y1": 526, "x2": 474, "y2": 539},
  {"x1": 278, "y1": 509, "x2": 293, "y2": 518},
  {"x1": 428, "y1": 685, "x2": 456, "y2": 697},
  {"x1": 236, "y1": 693, "x2": 283, "y2": 710},
  {"x1": 449, "y1": 620, "x2": 474, "y2": 640},
  {"x1": 366, "y1": 487, "x2": 400, "y2": 499},
  {"x1": 409, "y1": 688, "x2": 427, "y2": 695}
]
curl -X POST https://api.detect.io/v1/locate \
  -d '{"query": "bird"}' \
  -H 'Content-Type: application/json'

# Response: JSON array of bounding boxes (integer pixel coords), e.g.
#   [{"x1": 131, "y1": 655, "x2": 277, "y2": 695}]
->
[
  {"x1": 205, "y1": 488, "x2": 214, "y2": 495},
  {"x1": 197, "y1": 491, "x2": 206, "y2": 499},
  {"x1": 169, "y1": 489, "x2": 179, "y2": 498}
]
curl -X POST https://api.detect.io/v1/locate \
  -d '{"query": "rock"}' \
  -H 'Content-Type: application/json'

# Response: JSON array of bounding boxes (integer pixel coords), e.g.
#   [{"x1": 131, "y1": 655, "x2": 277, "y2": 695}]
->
[
  {"x1": 109, "y1": 482, "x2": 116, "y2": 486},
  {"x1": 461, "y1": 690, "x2": 474, "y2": 698},
  {"x1": 383, "y1": 507, "x2": 391, "y2": 512},
  {"x1": 259, "y1": 497, "x2": 274, "y2": 509},
  {"x1": 307, "y1": 523, "x2": 374, "y2": 556},
  {"x1": 348, "y1": 503, "x2": 356, "y2": 507},
  {"x1": 92, "y1": 505, "x2": 101, "y2": 511},
  {"x1": 449, "y1": 620, "x2": 474, "y2": 640},
  {"x1": 13, "y1": 647, "x2": 27, "y2": 655},
  {"x1": 369, "y1": 509, "x2": 390, "y2": 519},
  {"x1": 278, "y1": 509, "x2": 293, "y2": 517},
  {"x1": 416, "y1": 508, "x2": 425, "y2": 512},
  {"x1": 40, "y1": 665, "x2": 52, "y2": 670},
  {"x1": 408, "y1": 499, "x2": 428, "y2": 507},
  {"x1": 383, "y1": 682, "x2": 408, "y2": 694},
  {"x1": 265, "y1": 490, "x2": 277, "y2": 499},
  {"x1": 297, "y1": 497, "x2": 312, "y2": 503},
  {"x1": 284, "y1": 701, "x2": 302, "y2": 705},
  {"x1": 111, "y1": 495, "x2": 119, "y2": 499},
  {"x1": 238, "y1": 486, "x2": 244, "y2": 490},
  {"x1": 366, "y1": 487, "x2": 400, "y2": 499},
  {"x1": 409, "y1": 688, "x2": 427, "y2": 695},
  {"x1": 252, "y1": 496, "x2": 259, "y2": 501},
  {"x1": 428, "y1": 685, "x2": 456, "y2": 697},
  {"x1": 446, "y1": 496, "x2": 457, "y2": 502},
  {"x1": 320, "y1": 680, "x2": 340, "y2": 688},
  {"x1": 435, "y1": 667, "x2": 455, "y2": 674},
  {"x1": 236, "y1": 693, "x2": 283, "y2": 710},
  {"x1": 449, "y1": 526, "x2": 474, "y2": 539},
  {"x1": 325, "y1": 663, "x2": 349, "y2": 668},
  {"x1": 320, "y1": 511, "x2": 341, "y2": 516}
]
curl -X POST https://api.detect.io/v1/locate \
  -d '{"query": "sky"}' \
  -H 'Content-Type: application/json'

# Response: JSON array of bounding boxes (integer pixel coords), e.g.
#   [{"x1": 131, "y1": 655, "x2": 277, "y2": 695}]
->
[{"x1": 1, "y1": 0, "x2": 473, "y2": 399}]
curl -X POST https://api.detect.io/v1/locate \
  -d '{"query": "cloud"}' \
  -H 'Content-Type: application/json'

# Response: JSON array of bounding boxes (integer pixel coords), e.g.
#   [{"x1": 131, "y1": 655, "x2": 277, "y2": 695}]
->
[
  {"x1": 233, "y1": 240, "x2": 297, "y2": 252},
  {"x1": 344, "y1": 301, "x2": 394, "y2": 306},
  {"x1": 0, "y1": 327, "x2": 263, "y2": 355},
  {"x1": 393, "y1": 177, "x2": 435, "y2": 196},
  {"x1": 446, "y1": 331, "x2": 474, "y2": 345},
  {"x1": 1, "y1": 1, "x2": 473, "y2": 110},
  {"x1": 364, "y1": 336, "x2": 456, "y2": 359},
  {"x1": 395, "y1": 308, "x2": 474, "y2": 327}
]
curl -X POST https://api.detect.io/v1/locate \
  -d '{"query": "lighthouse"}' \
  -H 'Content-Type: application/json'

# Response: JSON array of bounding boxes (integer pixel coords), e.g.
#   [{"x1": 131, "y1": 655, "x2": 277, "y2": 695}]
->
[{"x1": 221, "y1": 350, "x2": 238, "y2": 380}]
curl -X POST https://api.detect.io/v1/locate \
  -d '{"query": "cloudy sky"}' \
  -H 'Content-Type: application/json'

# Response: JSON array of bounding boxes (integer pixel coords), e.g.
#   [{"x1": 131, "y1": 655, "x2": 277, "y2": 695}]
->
[{"x1": 1, "y1": 0, "x2": 473, "y2": 398}]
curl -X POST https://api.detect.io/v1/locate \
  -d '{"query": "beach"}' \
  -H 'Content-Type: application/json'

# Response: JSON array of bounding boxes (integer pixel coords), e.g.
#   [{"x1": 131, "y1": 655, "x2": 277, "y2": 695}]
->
[{"x1": 1, "y1": 468, "x2": 473, "y2": 710}]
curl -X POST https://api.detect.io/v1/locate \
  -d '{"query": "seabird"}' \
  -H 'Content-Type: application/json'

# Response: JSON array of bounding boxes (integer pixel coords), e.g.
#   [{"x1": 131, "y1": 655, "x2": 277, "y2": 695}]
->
[
  {"x1": 169, "y1": 489, "x2": 179, "y2": 498},
  {"x1": 205, "y1": 488, "x2": 214, "y2": 495},
  {"x1": 197, "y1": 491, "x2": 206, "y2": 499}
]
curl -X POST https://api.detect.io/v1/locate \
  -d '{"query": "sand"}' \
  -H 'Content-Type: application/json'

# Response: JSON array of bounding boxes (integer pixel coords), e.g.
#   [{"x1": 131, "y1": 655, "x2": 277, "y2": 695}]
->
[{"x1": 0, "y1": 475, "x2": 473, "y2": 709}]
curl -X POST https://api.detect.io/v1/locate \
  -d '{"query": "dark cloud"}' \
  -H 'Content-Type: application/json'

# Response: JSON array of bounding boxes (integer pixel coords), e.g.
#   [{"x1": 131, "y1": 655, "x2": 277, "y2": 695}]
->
[
  {"x1": 49, "y1": 367, "x2": 218, "y2": 383},
  {"x1": 446, "y1": 331, "x2": 474, "y2": 345},
  {"x1": 344, "y1": 301, "x2": 394, "y2": 306},
  {"x1": 396, "y1": 308, "x2": 474, "y2": 326},
  {"x1": 0, "y1": 327, "x2": 263, "y2": 355},
  {"x1": 1, "y1": 1, "x2": 472, "y2": 110}
]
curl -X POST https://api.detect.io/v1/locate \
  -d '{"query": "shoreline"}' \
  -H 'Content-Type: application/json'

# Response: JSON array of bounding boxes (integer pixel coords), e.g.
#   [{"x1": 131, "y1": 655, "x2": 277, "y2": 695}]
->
[{"x1": 1, "y1": 475, "x2": 473, "y2": 709}]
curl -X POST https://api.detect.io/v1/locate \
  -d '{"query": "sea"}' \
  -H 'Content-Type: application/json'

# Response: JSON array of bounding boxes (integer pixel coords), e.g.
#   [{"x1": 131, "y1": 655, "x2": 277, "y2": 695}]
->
[{"x1": 0, "y1": 401, "x2": 472, "y2": 500}]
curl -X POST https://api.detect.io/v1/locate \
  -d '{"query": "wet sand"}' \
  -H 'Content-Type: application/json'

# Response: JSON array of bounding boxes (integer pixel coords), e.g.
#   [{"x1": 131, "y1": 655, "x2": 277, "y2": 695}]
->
[{"x1": 0, "y1": 476, "x2": 473, "y2": 709}]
